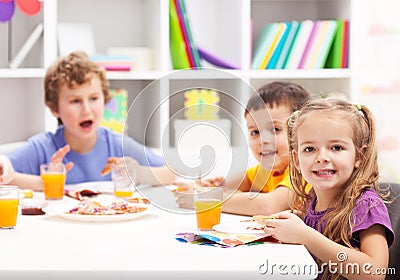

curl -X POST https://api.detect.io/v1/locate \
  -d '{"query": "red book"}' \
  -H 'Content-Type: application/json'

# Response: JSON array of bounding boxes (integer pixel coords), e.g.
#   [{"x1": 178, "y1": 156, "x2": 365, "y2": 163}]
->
[{"x1": 341, "y1": 20, "x2": 349, "y2": 68}]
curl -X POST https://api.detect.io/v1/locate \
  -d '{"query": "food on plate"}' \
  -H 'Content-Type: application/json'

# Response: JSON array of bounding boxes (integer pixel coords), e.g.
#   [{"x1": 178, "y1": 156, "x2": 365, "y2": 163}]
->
[
  {"x1": 125, "y1": 197, "x2": 150, "y2": 204},
  {"x1": 65, "y1": 189, "x2": 100, "y2": 201},
  {"x1": 246, "y1": 225, "x2": 265, "y2": 231},
  {"x1": 67, "y1": 200, "x2": 147, "y2": 215},
  {"x1": 22, "y1": 189, "x2": 34, "y2": 198},
  {"x1": 100, "y1": 157, "x2": 119, "y2": 176},
  {"x1": 20, "y1": 199, "x2": 48, "y2": 215},
  {"x1": 21, "y1": 207, "x2": 46, "y2": 215},
  {"x1": 252, "y1": 214, "x2": 276, "y2": 224}
]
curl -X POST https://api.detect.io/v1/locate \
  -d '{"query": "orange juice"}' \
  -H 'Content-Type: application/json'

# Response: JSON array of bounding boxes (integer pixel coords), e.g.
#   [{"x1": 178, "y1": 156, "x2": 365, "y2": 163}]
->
[
  {"x1": 114, "y1": 190, "x2": 134, "y2": 197},
  {"x1": 41, "y1": 173, "x2": 66, "y2": 200},
  {"x1": 194, "y1": 199, "x2": 222, "y2": 230},
  {"x1": 0, "y1": 199, "x2": 19, "y2": 228}
]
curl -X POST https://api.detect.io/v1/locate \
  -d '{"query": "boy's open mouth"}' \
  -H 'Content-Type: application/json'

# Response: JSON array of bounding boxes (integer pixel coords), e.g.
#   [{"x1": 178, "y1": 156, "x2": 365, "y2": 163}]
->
[{"x1": 80, "y1": 120, "x2": 93, "y2": 128}]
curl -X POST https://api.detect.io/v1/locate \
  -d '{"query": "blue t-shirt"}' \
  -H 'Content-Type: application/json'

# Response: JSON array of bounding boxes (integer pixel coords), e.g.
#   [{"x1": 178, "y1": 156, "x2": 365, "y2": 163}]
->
[{"x1": 8, "y1": 126, "x2": 164, "y2": 184}]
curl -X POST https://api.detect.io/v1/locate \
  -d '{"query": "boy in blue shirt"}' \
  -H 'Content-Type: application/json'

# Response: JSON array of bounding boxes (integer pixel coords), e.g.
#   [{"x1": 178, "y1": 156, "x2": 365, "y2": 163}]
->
[{"x1": 7, "y1": 51, "x2": 175, "y2": 190}]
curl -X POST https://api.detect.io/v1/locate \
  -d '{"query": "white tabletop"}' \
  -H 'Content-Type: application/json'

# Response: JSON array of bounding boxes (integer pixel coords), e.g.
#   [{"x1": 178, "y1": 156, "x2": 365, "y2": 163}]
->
[{"x1": 0, "y1": 183, "x2": 317, "y2": 280}]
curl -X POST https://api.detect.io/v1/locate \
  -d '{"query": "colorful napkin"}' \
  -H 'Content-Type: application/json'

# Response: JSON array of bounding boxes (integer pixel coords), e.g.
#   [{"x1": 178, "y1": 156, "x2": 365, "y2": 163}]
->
[{"x1": 176, "y1": 231, "x2": 278, "y2": 248}]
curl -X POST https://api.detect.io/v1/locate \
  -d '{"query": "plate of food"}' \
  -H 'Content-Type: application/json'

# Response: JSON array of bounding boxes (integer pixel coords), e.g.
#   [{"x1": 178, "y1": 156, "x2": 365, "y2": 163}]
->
[
  {"x1": 58, "y1": 200, "x2": 148, "y2": 222},
  {"x1": 66, "y1": 181, "x2": 114, "y2": 194},
  {"x1": 213, "y1": 215, "x2": 276, "y2": 234}
]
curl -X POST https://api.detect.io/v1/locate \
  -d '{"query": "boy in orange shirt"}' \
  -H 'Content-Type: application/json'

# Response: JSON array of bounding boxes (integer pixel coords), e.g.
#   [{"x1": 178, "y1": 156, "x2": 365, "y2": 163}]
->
[{"x1": 175, "y1": 81, "x2": 310, "y2": 216}]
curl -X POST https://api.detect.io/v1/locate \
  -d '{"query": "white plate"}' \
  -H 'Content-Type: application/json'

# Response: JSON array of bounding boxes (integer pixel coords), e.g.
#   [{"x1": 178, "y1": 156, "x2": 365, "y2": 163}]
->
[
  {"x1": 213, "y1": 221, "x2": 265, "y2": 234},
  {"x1": 66, "y1": 181, "x2": 114, "y2": 194},
  {"x1": 57, "y1": 203, "x2": 149, "y2": 222}
]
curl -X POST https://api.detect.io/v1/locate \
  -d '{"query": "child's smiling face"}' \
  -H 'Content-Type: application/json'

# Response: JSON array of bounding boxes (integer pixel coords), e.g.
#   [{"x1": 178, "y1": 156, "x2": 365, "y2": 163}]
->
[
  {"x1": 245, "y1": 104, "x2": 291, "y2": 174},
  {"x1": 292, "y1": 112, "x2": 362, "y2": 195},
  {"x1": 52, "y1": 75, "x2": 105, "y2": 144}
]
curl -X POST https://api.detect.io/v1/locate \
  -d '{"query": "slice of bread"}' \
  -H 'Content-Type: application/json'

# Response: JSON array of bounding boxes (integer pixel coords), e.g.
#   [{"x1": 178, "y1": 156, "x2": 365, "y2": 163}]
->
[{"x1": 252, "y1": 214, "x2": 276, "y2": 224}]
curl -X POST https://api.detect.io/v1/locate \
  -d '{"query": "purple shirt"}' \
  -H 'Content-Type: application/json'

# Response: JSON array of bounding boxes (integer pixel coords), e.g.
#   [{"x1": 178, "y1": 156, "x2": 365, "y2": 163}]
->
[
  {"x1": 304, "y1": 188, "x2": 394, "y2": 279},
  {"x1": 305, "y1": 188, "x2": 394, "y2": 247}
]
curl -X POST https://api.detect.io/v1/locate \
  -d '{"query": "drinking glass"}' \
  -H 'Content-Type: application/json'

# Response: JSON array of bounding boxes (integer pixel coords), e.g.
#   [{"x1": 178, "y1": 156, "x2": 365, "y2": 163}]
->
[
  {"x1": 0, "y1": 185, "x2": 20, "y2": 229},
  {"x1": 40, "y1": 163, "x2": 66, "y2": 200}
]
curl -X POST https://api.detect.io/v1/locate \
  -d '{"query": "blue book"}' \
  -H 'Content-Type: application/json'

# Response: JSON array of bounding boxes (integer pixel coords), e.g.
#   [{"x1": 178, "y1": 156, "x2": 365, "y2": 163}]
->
[
  {"x1": 274, "y1": 21, "x2": 300, "y2": 69},
  {"x1": 284, "y1": 20, "x2": 315, "y2": 69},
  {"x1": 267, "y1": 22, "x2": 291, "y2": 69}
]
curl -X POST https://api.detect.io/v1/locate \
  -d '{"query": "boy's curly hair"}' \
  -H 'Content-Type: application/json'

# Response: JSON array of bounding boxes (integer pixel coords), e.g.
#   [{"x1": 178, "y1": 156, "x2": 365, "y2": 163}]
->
[{"x1": 44, "y1": 51, "x2": 111, "y2": 125}]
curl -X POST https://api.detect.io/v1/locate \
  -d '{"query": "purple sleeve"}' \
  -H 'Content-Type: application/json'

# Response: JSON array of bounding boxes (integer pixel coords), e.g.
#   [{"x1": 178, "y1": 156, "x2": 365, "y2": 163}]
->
[{"x1": 352, "y1": 189, "x2": 394, "y2": 247}]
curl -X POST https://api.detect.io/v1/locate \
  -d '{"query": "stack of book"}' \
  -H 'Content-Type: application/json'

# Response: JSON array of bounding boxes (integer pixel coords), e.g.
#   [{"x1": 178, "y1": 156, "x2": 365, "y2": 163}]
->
[
  {"x1": 90, "y1": 55, "x2": 134, "y2": 72},
  {"x1": 252, "y1": 19, "x2": 349, "y2": 70},
  {"x1": 170, "y1": 0, "x2": 201, "y2": 69},
  {"x1": 169, "y1": 0, "x2": 238, "y2": 69}
]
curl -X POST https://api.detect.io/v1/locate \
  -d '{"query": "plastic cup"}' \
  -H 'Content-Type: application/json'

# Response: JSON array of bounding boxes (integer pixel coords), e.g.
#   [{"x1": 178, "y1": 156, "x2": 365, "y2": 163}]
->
[
  {"x1": 193, "y1": 186, "x2": 223, "y2": 231},
  {"x1": 0, "y1": 185, "x2": 20, "y2": 229},
  {"x1": 111, "y1": 162, "x2": 135, "y2": 197},
  {"x1": 40, "y1": 163, "x2": 66, "y2": 200}
]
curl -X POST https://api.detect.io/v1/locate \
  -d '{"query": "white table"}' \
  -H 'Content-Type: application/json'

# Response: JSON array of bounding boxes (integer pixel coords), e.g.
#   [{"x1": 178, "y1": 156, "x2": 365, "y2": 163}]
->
[{"x1": 0, "y1": 184, "x2": 317, "y2": 280}]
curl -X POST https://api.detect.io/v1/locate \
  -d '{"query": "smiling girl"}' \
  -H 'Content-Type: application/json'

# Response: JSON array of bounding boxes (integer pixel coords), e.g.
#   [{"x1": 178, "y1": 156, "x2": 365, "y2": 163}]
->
[{"x1": 263, "y1": 98, "x2": 394, "y2": 279}]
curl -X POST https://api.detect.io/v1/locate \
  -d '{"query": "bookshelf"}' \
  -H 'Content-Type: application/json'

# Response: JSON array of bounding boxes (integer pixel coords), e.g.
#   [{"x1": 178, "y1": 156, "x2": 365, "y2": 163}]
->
[{"x1": 0, "y1": 0, "x2": 355, "y2": 150}]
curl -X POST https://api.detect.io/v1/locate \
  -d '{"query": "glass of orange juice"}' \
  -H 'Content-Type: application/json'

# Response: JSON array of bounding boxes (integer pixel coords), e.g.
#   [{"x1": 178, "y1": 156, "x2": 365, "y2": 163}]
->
[
  {"x1": 40, "y1": 163, "x2": 66, "y2": 200},
  {"x1": 111, "y1": 162, "x2": 135, "y2": 197},
  {"x1": 0, "y1": 185, "x2": 20, "y2": 229},
  {"x1": 193, "y1": 186, "x2": 223, "y2": 231}
]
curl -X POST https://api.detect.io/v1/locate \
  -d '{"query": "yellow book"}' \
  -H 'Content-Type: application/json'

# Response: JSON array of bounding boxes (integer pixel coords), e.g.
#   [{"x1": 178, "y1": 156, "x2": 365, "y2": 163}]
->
[{"x1": 259, "y1": 22, "x2": 287, "y2": 69}]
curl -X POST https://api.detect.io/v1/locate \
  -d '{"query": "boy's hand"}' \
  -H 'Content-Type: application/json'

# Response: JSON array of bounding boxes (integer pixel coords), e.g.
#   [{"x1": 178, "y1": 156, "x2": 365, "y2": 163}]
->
[
  {"x1": 172, "y1": 181, "x2": 195, "y2": 209},
  {"x1": 50, "y1": 145, "x2": 73, "y2": 172},
  {"x1": 197, "y1": 176, "x2": 225, "y2": 187},
  {"x1": 0, "y1": 155, "x2": 15, "y2": 184}
]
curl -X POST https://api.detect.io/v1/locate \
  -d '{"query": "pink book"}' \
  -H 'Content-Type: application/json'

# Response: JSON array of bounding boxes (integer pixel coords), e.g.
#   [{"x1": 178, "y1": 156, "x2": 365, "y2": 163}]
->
[
  {"x1": 298, "y1": 21, "x2": 319, "y2": 68},
  {"x1": 284, "y1": 20, "x2": 315, "y2": 69}
]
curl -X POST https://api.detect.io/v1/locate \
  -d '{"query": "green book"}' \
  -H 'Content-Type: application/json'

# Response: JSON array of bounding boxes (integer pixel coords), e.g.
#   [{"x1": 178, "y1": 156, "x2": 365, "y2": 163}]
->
[
  {"x1": 325, "y1": 19, "x2": 344, "y2": 69},
  {"x1": 170, "y1": 0, "x2": 190, "y2": 69}
]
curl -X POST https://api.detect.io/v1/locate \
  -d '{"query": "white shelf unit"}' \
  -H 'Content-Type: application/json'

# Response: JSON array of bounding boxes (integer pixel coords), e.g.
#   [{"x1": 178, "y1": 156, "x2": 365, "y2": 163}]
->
[{"x1": 0, "y1": 0, "x2": 354, "y2": 150}]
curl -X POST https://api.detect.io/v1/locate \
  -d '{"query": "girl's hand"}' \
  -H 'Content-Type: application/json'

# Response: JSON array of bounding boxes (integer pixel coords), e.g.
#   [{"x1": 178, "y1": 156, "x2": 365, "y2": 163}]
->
[
  {"x1": 263, "y1": 211, "x2": 308, "y2": 244},
  {"x1": 50, "y1": 145, "x2": 73, "y2": 172},
  {"x1": 0, "y1": 155, "x2": 15, "y2": 184}
]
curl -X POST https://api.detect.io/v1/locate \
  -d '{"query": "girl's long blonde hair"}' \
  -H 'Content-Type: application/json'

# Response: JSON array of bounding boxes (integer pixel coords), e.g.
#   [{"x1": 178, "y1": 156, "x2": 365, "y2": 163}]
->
[{"x1": 287, "y1": 98, "x2": 381, "y2": 278}]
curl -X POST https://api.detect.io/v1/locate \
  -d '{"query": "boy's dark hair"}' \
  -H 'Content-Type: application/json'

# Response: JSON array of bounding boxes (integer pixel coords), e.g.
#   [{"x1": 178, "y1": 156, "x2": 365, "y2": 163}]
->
[
  {"x1": 245, "y1": 81, "x2": 310, "y2": 116},
  {"x1": 44, "y1": 51, "x2": 111, "y2": 125}
]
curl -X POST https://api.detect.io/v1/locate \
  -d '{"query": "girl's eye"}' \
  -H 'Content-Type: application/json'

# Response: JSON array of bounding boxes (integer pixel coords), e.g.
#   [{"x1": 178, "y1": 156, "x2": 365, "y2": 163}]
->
[
  {"x1": 332, "y1": 145, "x2": 343, "y2": 151},
  {"x1": 304, "y1": 147, "x2": 314, "y2": 152},
  {"x1": 70, "y1": 99, "x2": 80, "y2": 104},
  {"x1": 90, "y1": 96, "x2": 99, "y2": 101},
  {"x1": 273, "y1": 126, "x2": 283, "y2": 133}
]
